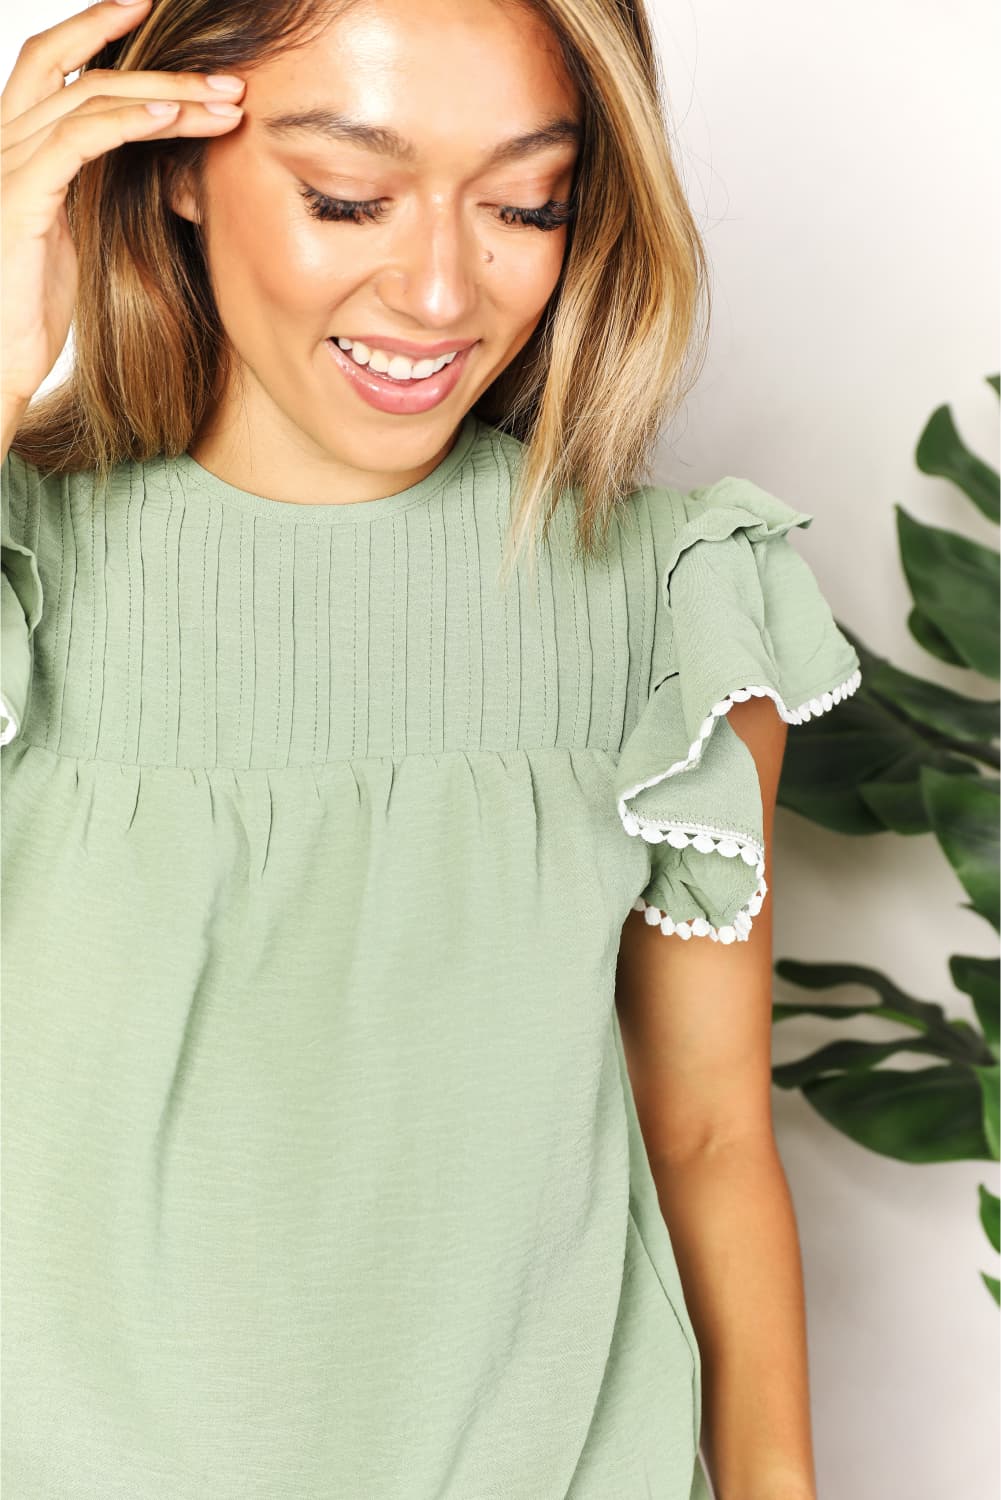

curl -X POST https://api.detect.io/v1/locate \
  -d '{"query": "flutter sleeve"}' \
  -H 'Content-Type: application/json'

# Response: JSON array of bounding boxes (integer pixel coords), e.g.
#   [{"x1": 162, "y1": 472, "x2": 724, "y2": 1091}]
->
[
  {"x1": 615, "y1": 475, "x2": 862, "y2": 942},
  {"x1": 1, "y1": 451, "x2": 45, "y2": 746}
]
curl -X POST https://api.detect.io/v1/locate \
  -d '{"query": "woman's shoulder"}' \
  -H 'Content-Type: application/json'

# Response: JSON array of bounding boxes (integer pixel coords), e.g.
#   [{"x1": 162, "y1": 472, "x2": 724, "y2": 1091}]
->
[
  {"x1": 617, "y1": 469, "x2": 856, "y2": 688},
  {"x1": 622, "y1": 472, "x2": 817, "y2": 562},
  {"x1": 3, "y1": 445, "x2": 113, "y2": 533},
  {"x1": 3, "y1": 446, "x2": 59, "y2": 528},
  {"x1": 2, "y1": 445, "x2": 167, "y2": 540},
  {"x1": 612, "y1": 472, "x2": 861, "y2": 943},
  {"x1": 1, "y1": 450, "x2": 54, "y2": 745},
  {"x1": 1, "y1": 448, "x2": 69, "y2": 586}
]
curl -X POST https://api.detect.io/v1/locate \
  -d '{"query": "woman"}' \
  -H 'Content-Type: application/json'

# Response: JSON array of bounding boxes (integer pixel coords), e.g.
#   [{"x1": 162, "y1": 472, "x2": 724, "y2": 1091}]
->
[{"x1": 0, "y1": 1, "x2": 861, "y2": 1496}]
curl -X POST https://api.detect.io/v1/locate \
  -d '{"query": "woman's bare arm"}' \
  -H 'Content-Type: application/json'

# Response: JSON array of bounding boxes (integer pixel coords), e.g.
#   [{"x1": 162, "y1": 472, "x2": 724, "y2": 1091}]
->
[{"x1": 615, "y1": 694, "x2": 818, "y2": 1500}]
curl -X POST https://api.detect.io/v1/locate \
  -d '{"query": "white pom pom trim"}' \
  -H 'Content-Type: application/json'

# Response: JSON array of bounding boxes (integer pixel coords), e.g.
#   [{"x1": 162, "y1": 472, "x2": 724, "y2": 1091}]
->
[
  {"x1": 0, "y1": 691, "x2": 18, "y2": 746},
  {"x1": 620, "y1": 666, "x2": 862, "y2": 942}
]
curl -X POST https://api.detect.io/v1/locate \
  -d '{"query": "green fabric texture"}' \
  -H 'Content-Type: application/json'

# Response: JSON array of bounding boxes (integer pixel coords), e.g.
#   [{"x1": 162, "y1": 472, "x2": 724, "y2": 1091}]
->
[
  {"x1": 616, "y1": 476, "x2": 862, "y2": 941},
  {"x1": 0, "y1": 413, "x2": 857, "y2": 1498},
  {"x1": 0, "y1": 465, "x2": 44, "y2": 748}
]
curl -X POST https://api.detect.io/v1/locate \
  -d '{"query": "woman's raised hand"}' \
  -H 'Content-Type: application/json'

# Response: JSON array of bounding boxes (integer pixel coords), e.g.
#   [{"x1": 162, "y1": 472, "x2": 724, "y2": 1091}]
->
[{"x1": 1, "y1": 0, "x2": 246, "y2": 428}]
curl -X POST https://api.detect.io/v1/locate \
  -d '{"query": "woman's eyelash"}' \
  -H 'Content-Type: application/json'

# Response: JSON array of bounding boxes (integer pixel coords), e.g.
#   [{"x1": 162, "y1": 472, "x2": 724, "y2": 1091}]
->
[
  {"x1": 297, "y1": 185, "x2": 577, "y2": 232},
  {"x1": 496, "y1": 199, "x2": 576, "y2": 230}
]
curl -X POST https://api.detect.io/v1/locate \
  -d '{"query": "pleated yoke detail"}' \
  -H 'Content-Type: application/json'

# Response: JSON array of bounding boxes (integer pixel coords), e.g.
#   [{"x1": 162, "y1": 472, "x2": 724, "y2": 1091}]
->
[{"x1": 9, "y1": 413, "x2": 660, "y2": 771}]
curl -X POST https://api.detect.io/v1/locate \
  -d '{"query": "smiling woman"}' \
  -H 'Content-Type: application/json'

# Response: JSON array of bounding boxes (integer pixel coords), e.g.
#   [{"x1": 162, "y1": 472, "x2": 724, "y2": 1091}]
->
[
  {"x1": 8, "y1": 0, "x2": 708, "y2": 579},
  {"x1": 149, "y1": 1, "x2": 591, "y2": 517},
  {"x1": 2, "y1": 0, "x2": 856, "y2": 1496}
]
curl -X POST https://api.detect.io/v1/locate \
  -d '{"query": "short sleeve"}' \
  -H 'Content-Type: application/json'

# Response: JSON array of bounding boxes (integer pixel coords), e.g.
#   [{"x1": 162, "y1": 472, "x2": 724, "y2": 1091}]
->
[
  {"x1": 615, "y1": 475, "x2": 862, "y2": 943},
  {"x1": 1, "y1": 451, "x2": 45, "y2": 746}
]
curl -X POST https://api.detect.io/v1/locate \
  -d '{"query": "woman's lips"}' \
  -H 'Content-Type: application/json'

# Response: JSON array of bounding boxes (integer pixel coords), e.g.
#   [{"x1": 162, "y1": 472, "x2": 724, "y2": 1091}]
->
[{"x1": 324, "y1": 338, "x2": 475, "y2": 415}]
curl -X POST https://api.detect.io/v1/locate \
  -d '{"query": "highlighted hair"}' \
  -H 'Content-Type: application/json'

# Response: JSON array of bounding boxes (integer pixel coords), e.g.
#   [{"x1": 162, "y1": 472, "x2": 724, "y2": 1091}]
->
[{"x1": 11, "y1": 0, "x2": 710, "y2": 587}]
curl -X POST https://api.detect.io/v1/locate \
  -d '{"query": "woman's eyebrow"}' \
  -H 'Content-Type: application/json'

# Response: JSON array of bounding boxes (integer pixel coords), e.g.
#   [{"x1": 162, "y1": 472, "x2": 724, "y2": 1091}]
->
[{"x1": 260, "y1": 108, "x2": 582, "y2": 167}]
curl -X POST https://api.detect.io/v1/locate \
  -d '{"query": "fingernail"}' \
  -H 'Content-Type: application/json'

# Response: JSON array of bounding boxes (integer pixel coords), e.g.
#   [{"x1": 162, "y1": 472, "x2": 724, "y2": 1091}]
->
[
  {"x1": 205, "y1": 75, "x2": 244, "y2": 92},
  {"x1": 203, "y1": 101, "x2": 243, "y2": 116}
]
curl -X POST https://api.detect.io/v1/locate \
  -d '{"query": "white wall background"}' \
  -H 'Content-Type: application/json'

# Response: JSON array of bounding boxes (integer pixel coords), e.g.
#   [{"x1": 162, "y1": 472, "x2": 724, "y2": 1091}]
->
[
  {"x1": 2, "y1": 3, "x2": 999, "y2": 1497},
  {"x1": 644, "y1": 4, "x2": 1000, "y2": 1499}
]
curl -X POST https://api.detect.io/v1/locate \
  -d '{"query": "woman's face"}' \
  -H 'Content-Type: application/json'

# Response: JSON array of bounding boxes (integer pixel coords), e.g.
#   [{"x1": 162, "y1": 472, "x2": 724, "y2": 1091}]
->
[{"x1": 170, "y1": 0, "x2": 583, "y2": 502}]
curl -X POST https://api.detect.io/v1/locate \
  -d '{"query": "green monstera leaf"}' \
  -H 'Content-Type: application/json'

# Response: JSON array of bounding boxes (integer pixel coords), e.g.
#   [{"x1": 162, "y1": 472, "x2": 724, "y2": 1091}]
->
[
  {"x1": 795, "y1": 1066, "x2": 992, "y2": 1164},
  {"x1": 952, "y1": 956, "x2": 1000, "y2": 1058},
  {"x1": 778, "y1": 628, "x2": 998, "y2": 838},
  {"x1": 773, "y1": 383, "x2": 1000, "y2": 1301},
  {"x1": 922, "y1": 768, "x2": 1000, "y2": 931},
  {"x1": 916, "y1": 393, "x2": 1000, "y2": 523},
  {"x1": 897, "y1": 507, "x2": 999, "y2": 677}
]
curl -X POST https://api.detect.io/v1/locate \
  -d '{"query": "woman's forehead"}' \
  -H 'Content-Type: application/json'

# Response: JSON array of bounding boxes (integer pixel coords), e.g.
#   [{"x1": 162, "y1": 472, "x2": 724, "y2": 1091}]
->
[{"x1": 239, "y1": 0, "x2": 581, "y2": 114}]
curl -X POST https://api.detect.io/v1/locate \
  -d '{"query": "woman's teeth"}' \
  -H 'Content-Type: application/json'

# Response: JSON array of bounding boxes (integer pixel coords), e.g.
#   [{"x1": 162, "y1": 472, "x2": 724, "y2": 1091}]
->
[{"x1": 332, "y1": 337, "x2": 459, "y2": 383}]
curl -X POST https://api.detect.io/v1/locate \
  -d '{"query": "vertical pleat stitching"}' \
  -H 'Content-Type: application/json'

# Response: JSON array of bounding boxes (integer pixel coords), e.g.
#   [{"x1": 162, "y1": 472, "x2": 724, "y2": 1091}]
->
[
  {"x1": 489, "y1": 439, "x2": 513, "y2": 749},
  {"x1": 440, "y1": 486, "x2": 473, "y2": 756},
  {"x1": 280, "y1": 523, "x2": 290, "y2": 766},
  {"x1": 441, "y1": 484, "x2": 463, "y2": 754},
  {"x1": 467, "y1": 440, "x2": 498, "y2": 749},
  {"x1": 460, "y1": 455, "x2": 483, "y2": 749},
  {"x1": 365, "y1": 522, "x2": 391, "y2": 755},
  {"x1": 273, "y1": 524, "x2": 286, "y2": 765},
  {"x1": 599, "y1": 543, "x2": 616, "y2": 752},
  {"x1": 323, "y1": 527, "x2": 333, "y2": 762},
  {"x1": 355, "y1": 525, "x2": 371, "y2": 758},
  {"x1": 497, "y1": 435, "x2": 521, "y2": 749},
  {"x1": 206, "y1": 502, "x2": 222, "y2": 768},
  {"x1": 513, "y1": 454, "x2": 529, "y2": 749},
  {"x1": 434, "y1": 498, "x2": 448, "y2": 751},
  {"x1": 350, "y1": 527, "x2": 359, "y2": 757},
  {"x1": 89, "y1": 471, "x2": 109, "y2": 759},
  {"x1": 539, "y1": 526, "x2": 561, "y2": 747},
  {"x1": 470, "y1": 454, "x2": 485, "y2": 749},
  {"x1": 390, "y1": 513, "x2": 407, "y2": 759},
  {"x1": 329, "y1": 528, "x2": 354, "y2": 761},
  {"x1": 235, "y1": 512, "x2": 248, "y2": 762},
  {"x1": 156, "y1": 456, "x2": 171, "y2": 765},
  {"x1": 249, "y1": 516, "x2": 260, "y2": 767},
  {"x1": 278, "y1": 523, "x2": 296, "y2": 767},
  {"x1": 55, "y1": 472, "x2": 79, "y2": 756},
  {"x1": 454, "y1": 461, "x2": 471, "y2": 749},
  {"x1": 159, "y1": 467, "x2": 171, "y2": 765},
  {"x1": 571, "y1": 525, "x2": 591, "y2": 746},
  {"x1": 608, "y1": 531, "x2": 632, "y2": 753},
  {"x1": 637, "y1": 499, "x2": 655, "y2": 700},
  {"x1": 634, "y1": 496, "x2": 658, "y2": 709},
  {"x1": 17, "y1": 458, "x2": 51, "y2": 750},
  {"x1": 533, "y1": 521, "x2": 550, "y2": 746},
  {"x1": 13, "y1": 426, "x2": 663, "y2": 769},
  {"x1": 123, "y1": 465, "x2": 141, "y2": 762},
  {"x1": 309, "y1": 523, "x2": 321, "y2": 762},
  {"x1": 195, "y1": 484, "x2": 211, "y2": 766},
  {"x1": 166, "y1": 476, "x2": 183, "y2": 766},
  {"x1": 427, "y1": 505, "x2": 439, "y2": 753}
]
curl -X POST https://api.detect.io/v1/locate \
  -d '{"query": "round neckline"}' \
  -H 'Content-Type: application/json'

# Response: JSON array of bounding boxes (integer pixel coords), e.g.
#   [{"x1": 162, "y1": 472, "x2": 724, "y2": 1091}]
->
[{"x1": 169, "y1": 411, "x2": 482, "y2": 524}]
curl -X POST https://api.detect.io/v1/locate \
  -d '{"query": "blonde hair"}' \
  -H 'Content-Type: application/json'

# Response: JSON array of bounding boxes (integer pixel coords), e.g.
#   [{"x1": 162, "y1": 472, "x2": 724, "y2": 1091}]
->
[{"x1": 11, "y1": 0, "x2": 710, "y2": 588}]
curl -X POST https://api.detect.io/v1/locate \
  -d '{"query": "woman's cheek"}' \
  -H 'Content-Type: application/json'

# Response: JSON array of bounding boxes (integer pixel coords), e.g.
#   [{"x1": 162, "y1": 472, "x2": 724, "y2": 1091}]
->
[
  {"x1": 256, "y1": 217, "x2": 352, "y2": 313},
  {"x1": 498, "y1": 238, "x2": 568, "y2": 311}
]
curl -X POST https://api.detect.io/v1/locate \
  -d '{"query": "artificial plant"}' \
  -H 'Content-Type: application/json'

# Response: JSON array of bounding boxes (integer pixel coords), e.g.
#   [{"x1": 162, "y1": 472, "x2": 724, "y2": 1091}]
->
[{"x1": 773, "y1": 374, "x2": 1000, "y2": 1303}]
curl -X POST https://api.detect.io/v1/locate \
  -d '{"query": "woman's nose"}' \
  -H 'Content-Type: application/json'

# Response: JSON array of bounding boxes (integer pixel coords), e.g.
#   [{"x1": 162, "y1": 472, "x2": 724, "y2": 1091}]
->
[{"x1": 378, "y1": 201, "x2": 482, "y2": 327}]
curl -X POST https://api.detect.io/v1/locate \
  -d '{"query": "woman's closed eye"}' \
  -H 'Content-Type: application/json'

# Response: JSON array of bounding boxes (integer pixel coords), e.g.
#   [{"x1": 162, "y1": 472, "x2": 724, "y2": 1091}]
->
[{"x1": 297, "y1": 184, "x2": 577, "y2": 231}]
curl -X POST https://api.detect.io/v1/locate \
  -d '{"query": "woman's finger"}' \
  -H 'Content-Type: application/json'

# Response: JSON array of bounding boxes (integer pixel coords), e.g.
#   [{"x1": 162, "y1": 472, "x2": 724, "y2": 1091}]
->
[
  {"x1": 1, "y1": 96, "x2": 243, "y2": 190},
  {"x1": 0, "y1": 0, "x2": 153, "y2": 126},
  {"x1": 2, "y1": 67, "x2": 245, "y2": 153}
]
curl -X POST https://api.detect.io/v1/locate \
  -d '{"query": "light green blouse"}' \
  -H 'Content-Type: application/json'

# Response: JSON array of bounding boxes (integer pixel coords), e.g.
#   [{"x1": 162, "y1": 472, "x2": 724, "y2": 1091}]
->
[{"x1": 0, "y1": 412, "x2": 860, "y2": 1499}]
